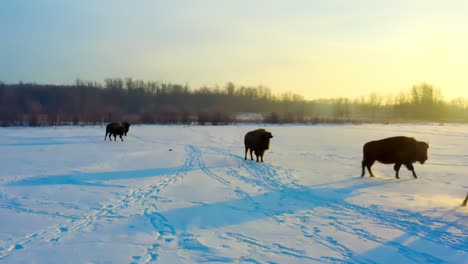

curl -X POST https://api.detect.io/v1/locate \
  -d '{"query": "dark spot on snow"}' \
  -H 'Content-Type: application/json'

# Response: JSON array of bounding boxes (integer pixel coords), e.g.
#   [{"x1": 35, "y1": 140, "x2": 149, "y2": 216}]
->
[
  {"x1": 149, "y1": 253, "x2": 158, "y2": 260},
  {"x1": 14, "y1": 244, "x2": 23, "y2": 250}
]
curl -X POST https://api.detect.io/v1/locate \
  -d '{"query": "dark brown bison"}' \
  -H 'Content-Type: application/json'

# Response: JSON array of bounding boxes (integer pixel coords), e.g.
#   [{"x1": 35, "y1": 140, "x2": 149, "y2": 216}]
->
[
  {"x1": 462, "y1": 192, "x2": 468, "y2": 206},
  {"x1": 361, "y1": 136, "x2": 429, "y2": 179},
  {"x1": 244, "y1": 128, "x2": 273, "y2": 162},
  {"x1": 104, "y1": 122, "x2": 130, "y2": 141}
]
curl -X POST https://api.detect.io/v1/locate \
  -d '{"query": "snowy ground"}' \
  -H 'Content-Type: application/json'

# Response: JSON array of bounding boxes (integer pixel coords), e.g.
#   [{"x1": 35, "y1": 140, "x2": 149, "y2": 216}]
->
[{"x1": 0, "y1": 124, "x2": 466, "y2": 263}]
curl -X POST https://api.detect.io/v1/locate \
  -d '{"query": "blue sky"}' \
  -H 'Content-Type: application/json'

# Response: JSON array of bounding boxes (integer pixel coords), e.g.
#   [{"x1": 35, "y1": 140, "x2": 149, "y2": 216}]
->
[{"x1": 1, "y1": 0, "x2": 467, "y2": 99}]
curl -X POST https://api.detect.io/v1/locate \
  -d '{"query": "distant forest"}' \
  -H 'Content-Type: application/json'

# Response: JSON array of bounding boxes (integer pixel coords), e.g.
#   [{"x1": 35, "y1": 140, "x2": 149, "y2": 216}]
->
[{"x1": 1, "y1": 79, "x2": 467, "y2": 126}]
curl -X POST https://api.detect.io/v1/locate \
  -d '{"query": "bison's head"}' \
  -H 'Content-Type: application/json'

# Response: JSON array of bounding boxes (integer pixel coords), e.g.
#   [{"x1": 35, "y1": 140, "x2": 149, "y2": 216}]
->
[
  {"x1": 123, "y1": 122, "x2": 131, "y2": 136},
  {"x1": 262, "y1": 131, "x2": 273, "y2": 149},
  {"x1": 416, "y1": 141, "x2": 429, "y2": 164}
]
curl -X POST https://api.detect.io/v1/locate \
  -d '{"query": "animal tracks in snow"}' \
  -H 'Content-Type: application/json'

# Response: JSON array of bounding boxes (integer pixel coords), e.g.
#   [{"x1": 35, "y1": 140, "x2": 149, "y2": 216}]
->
[
  {"x1": 1, "y1": 125, "x2": 467, "y2": 263},
  {"x1": 137, "y1": 144, "x2": 467, "y2": 263},
  {"x1": 0, "y1": 146, "x2": 197, "y2": 261}
]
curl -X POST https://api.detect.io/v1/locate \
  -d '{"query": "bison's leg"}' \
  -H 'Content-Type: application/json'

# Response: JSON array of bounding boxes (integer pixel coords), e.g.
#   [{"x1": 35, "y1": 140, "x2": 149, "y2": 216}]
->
[
  {"x1": 250, "y1": 149, "x2": 254, "y2": 161},
  {"x1": 365, "y1": 160, "x2": 375, "y2": 177},
  {"x1": 394, "y1": 163, "x2": 402, "y2": 179},
  {"x1": 361, "y1": 160, "x2": 366, "y2": 177},
  {"x1": 254, "y1": 150, "x2": 260, "y2": 162},
  {"x1": 244, "y1": 146, "x2": 248, "y2": 160},
  {"x1": 462, "y1": 192, "x2": 468, "y2": 206},
  {"x1": 113, "y1": 133, "x2": 117, "y2": 141},
  {"x1": 405, "y1": 163, "x2": 417, "y2": 179},
  {"x1": 120, "y1": 134, "x2": 124, "y2": 141},
  {"x1": 104, "y1": 131, "x2": 108, "y2": 140}
]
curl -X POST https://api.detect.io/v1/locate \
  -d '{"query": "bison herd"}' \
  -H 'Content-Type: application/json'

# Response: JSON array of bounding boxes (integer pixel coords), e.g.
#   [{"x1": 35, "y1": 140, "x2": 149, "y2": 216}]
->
[
  {"x1": 104, "y1": 123, "x2": 467, "y2": 206},
  {"x1": 241, "y1": 129, "x2": 430, "y2": 181}
]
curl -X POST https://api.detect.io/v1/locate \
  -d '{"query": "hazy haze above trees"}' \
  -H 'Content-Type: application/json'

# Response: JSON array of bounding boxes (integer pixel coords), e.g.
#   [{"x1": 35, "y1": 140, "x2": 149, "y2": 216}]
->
[{"x1": 1, "y1": 1, "x2": 468, "y2": 99}]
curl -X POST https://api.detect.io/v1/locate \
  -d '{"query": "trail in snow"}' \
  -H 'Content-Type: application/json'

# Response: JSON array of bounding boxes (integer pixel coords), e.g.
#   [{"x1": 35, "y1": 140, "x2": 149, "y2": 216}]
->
[
  {"x1": 0, "y1": 145, "x2": 198, "y2": 261},
  {"x1": 0, "y1": 125, "x2": 466, "y2": 263},
  {"x1": 137, "y1": 143, "x2": 467, "y2": 263}
]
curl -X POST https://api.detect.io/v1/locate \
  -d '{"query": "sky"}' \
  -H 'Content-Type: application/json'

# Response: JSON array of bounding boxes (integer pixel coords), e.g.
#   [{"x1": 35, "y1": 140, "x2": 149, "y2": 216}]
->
[{"x1": 1, "y1": 0, "x2": 468, "y2": 100}]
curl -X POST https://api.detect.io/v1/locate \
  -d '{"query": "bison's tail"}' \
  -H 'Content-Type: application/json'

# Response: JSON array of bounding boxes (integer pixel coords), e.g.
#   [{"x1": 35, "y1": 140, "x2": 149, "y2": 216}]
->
[{"x1": 362, "y1": 143, "x2": 371, "y2": 159}]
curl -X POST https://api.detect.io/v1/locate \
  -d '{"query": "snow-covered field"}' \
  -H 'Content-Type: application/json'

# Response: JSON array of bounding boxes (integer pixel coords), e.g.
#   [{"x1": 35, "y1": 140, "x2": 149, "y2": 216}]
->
[{"x1": 0, "y1": 124, "x2": 466, "y2": 263}]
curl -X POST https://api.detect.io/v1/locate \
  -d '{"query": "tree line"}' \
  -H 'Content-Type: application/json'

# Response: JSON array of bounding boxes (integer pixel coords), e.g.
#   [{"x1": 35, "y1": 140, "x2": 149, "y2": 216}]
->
[{"x1": 0, "y1": 79, "x2": 467, "y2": 126}]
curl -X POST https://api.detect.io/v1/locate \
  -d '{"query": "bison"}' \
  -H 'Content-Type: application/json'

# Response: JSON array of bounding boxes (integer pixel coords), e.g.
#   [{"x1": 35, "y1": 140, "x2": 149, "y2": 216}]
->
[
  {"x1": 361, "y1": 136, "x2": 429, "y2": 179},
  {"x1": 463, "y1": 192, "x2": 468, "y2": 207},
  {"x1": 104, "y1": 122, "x2": 130, "y2": 141},
  {"x1": 244, "y1": 128, "x2": 273, "y2": 162}
]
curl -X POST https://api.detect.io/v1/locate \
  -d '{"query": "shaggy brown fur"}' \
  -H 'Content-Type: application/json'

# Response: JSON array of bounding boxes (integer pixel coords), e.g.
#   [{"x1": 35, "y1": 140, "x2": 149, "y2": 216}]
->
[
  {"x1": 105, "y1": 122, "x2": 130, "y2": 141},
  {"x1": 362, "y1": 136, "x2": 429, "y2": 179},
  {"x1": 244, "y1": 128, "x2": 273, "y2": 162}
]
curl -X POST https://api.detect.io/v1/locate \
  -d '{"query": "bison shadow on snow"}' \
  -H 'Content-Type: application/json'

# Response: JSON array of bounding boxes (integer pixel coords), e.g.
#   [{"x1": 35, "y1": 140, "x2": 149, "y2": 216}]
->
[{"x1": 361, "y1": 136, "x2": 429, "y2": 179}]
